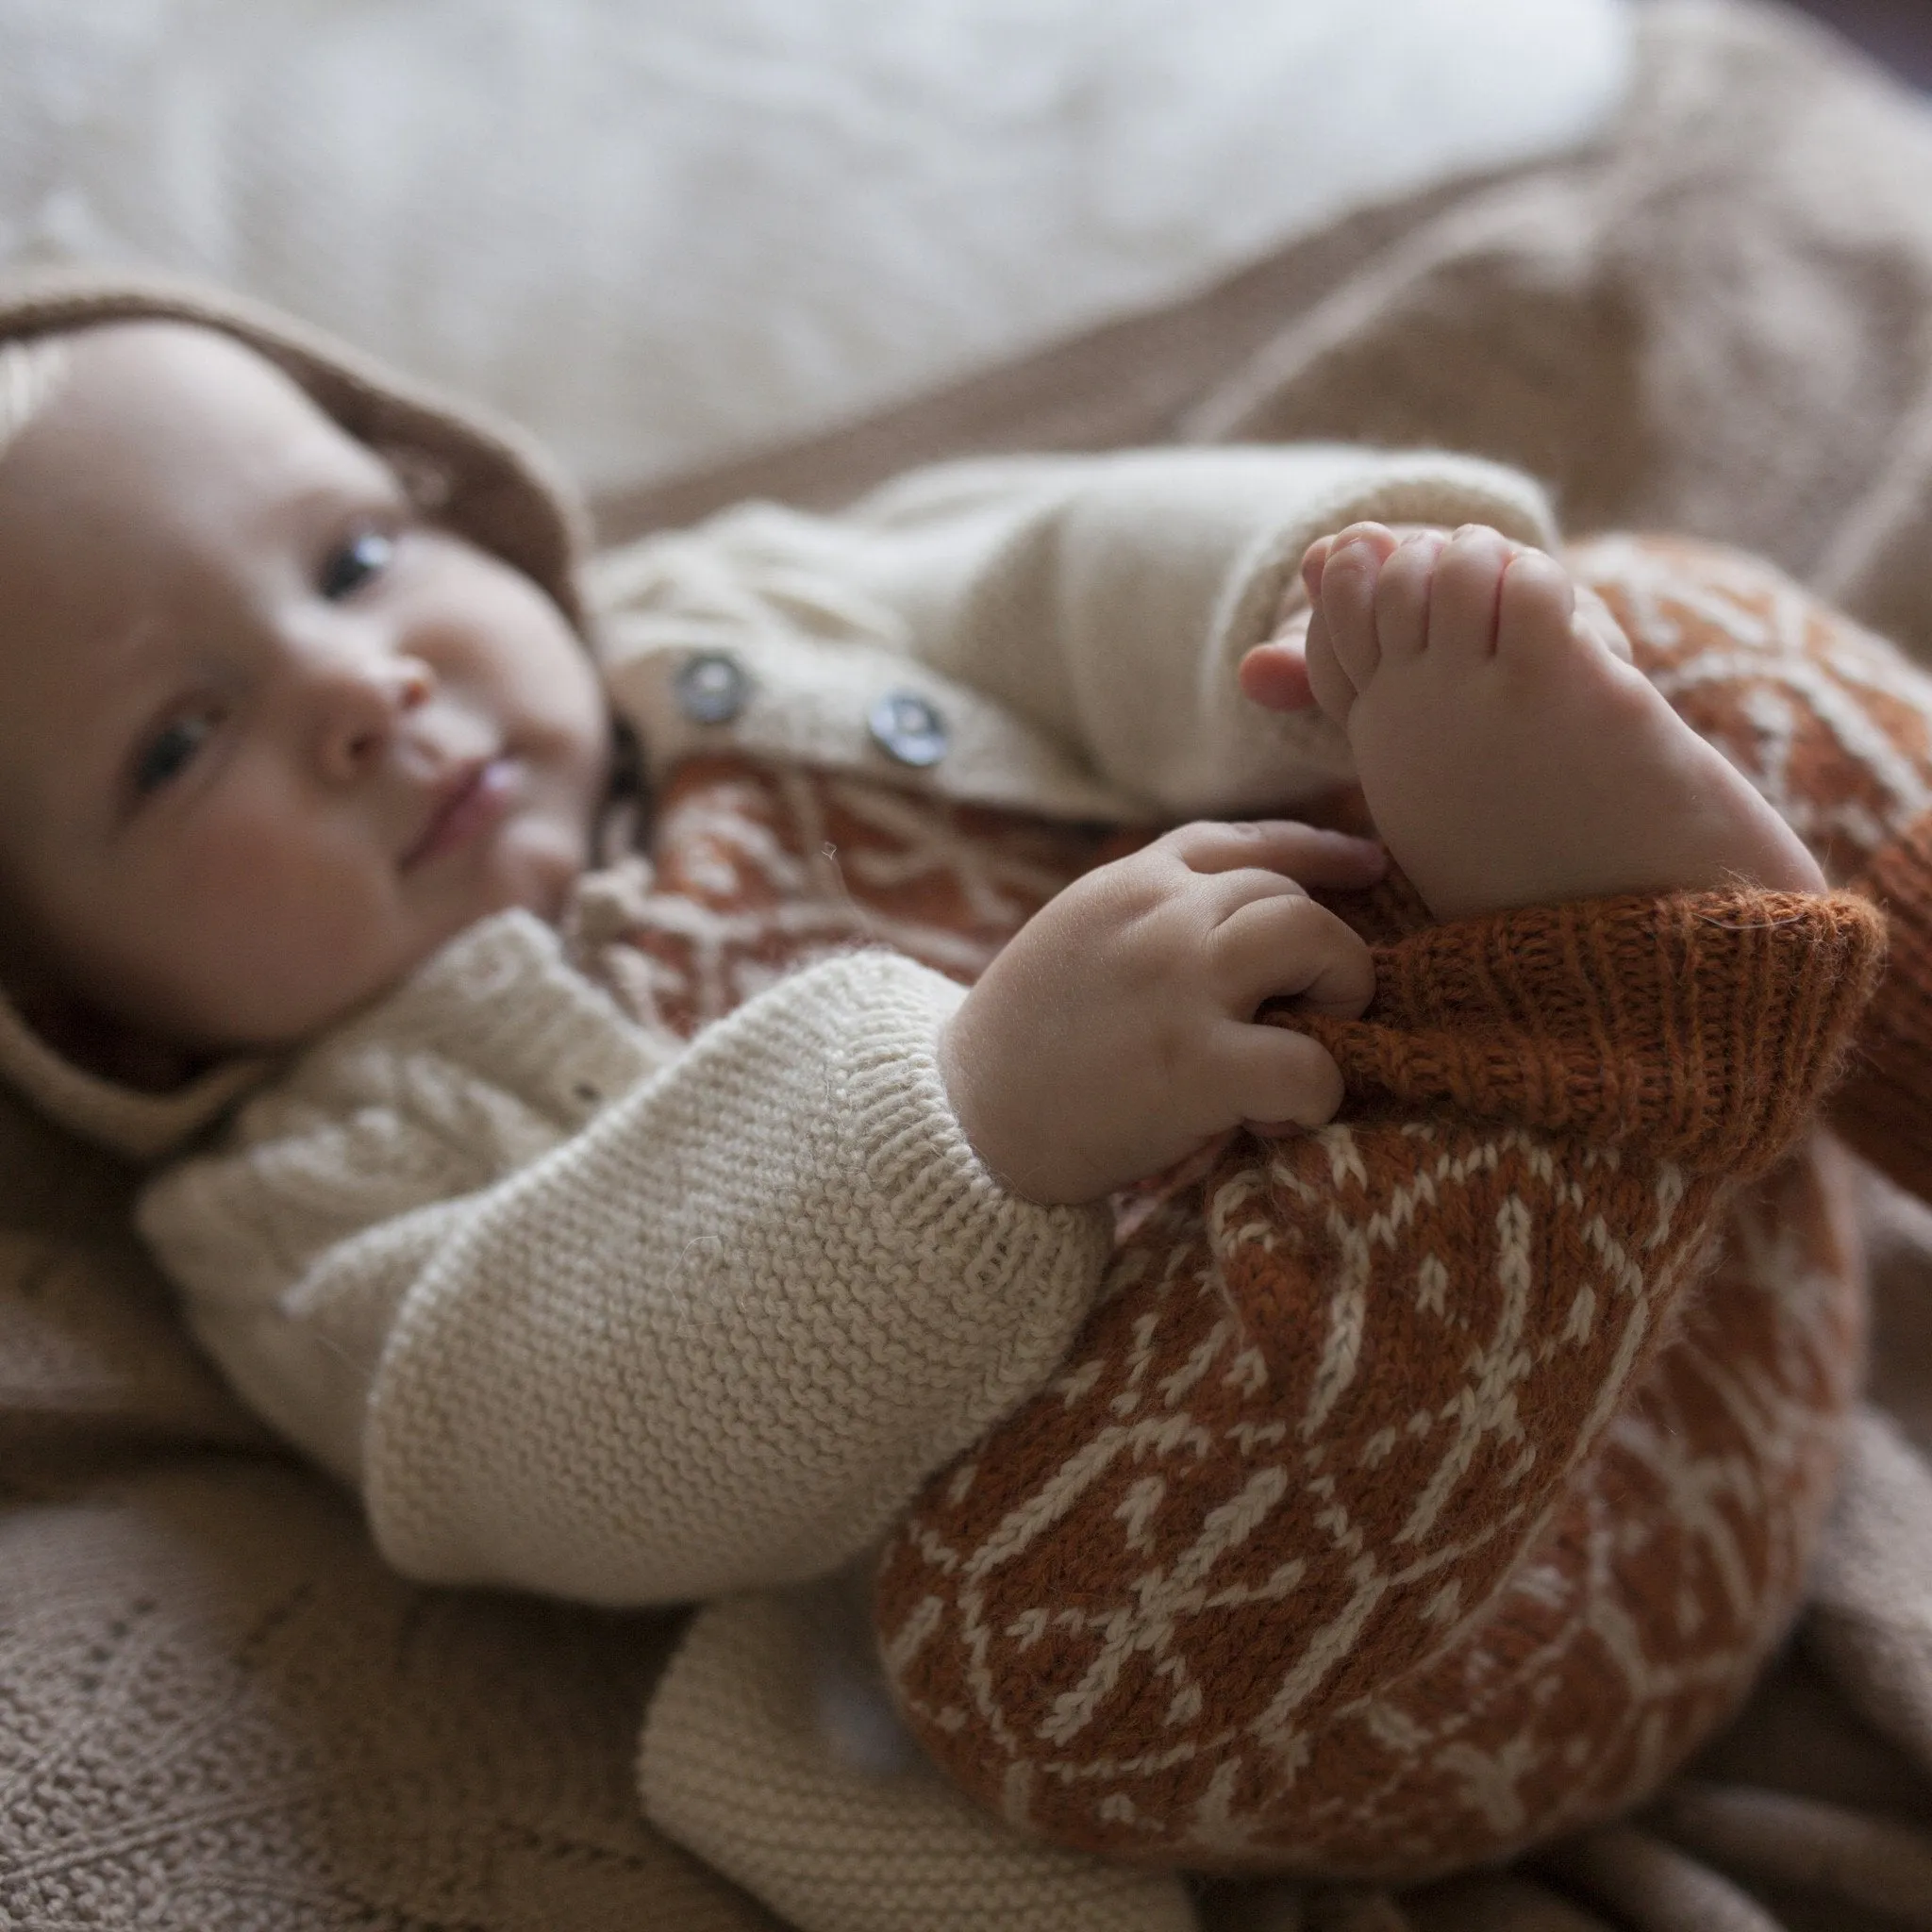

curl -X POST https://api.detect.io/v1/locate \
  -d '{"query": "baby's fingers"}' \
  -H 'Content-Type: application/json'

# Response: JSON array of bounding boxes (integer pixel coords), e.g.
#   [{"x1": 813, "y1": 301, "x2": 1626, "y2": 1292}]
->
[
  {"x1": 1211, "y1": 891, "x2": 1375, "y2": 1019},
  {"x1": 1162, "y1": 818, "x2": 1385, "y2": 891},
  {"x1": 1218, "y1": 1023, "x2": 1346, "y2": 1133}
]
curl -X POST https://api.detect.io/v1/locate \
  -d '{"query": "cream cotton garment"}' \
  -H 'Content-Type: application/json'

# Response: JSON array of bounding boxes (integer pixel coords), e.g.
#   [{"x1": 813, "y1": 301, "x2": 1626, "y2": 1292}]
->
[
  {"x1": 142, "y1": 918, "x2": 1112, "y2": 1602},
  {"x1": 130, "y1": 443, "x2": 1561, "y2": 1932},
  {"x1": 595, "y1": 444, "x2": 1559, "y2": 820}
]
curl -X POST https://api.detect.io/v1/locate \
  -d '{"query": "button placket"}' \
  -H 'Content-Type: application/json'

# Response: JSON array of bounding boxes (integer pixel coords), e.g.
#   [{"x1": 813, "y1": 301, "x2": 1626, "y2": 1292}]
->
[
  {"x1": 675, "y1": 651, "x2": 749, "y2": 724},
  {"x1": 868, "y1": 689, "x2": 948, "y2": 767}
]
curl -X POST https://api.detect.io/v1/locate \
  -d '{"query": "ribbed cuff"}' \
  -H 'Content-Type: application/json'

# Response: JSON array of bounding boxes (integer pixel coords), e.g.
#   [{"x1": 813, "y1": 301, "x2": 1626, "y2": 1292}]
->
[
  {"x1": 1836, "y1": 812, "x2": 1932, "y2": 1198},
  {"x1": 1287, "y1": 889, "x2": 1885, "y2": 1177}
]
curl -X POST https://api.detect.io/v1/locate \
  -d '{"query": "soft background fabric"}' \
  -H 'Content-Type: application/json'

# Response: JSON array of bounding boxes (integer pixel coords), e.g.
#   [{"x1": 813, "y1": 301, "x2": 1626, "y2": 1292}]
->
[{"x1": 0, "y1": 0, "x2": 1627, "y2": 494}]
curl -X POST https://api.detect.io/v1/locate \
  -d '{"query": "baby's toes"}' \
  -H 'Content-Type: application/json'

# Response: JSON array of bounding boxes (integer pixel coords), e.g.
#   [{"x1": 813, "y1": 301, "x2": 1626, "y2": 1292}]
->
[
  {"x1": 1372, "y1": 527, "x2": 1446, "y2": 662},
  {"x1": 1301, "y1": 601, "x2": 1361, "y2": 727},
  {"x1": 1315, "y1": 527, "x2": 1399, "y2": 689},
  {"x1": 1572, "y1": 581, "x2": 1635, "y2": 663},
  {"x1": 1424, "y1": 525, "x2": 1518, "y2": 660},
  {"x1": 1304, "y1": 521, "x2": 1398, "y2": 600},
  {"x1": 1299, "y1": 532, "x2": 1338, "y2": 602},
  {"x1": 1494, "y1": 547, "x2": 1579, "y2": 661}
]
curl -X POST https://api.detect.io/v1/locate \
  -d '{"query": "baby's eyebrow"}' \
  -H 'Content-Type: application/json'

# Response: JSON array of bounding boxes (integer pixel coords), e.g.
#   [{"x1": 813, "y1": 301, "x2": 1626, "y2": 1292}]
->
[
  {"x1": 96, "y1": 610, "x2": 179, "y2": 681},
  {"x1": 270, "y1": 471, "x2": 408, "y2": 525}
]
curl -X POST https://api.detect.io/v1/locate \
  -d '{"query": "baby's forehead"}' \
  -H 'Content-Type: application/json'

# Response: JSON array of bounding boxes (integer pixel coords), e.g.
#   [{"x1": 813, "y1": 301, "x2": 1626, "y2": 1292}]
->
[
  {"x1": 0, "y1": 323, "x2": 392, "y2": 683},
  {"x1": 0, "y1": 320, "x2": 329, "y2": 484},
  {"x1": 46, "y1": 321, "x2": 451, "y2": 509},
  {"x1": 55, "y1": 318, "x2": 344, "y2": 430}
]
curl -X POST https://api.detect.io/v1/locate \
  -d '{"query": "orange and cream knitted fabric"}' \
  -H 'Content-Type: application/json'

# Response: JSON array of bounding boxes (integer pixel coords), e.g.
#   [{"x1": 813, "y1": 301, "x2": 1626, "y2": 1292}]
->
[
  {"x1": 577, "y1": 533, "x2": 1917, "y2": 1890},
  {"x1": 873, "y1": 883, "x2": 1877, "y2": 1879},
  {"x1": 1564, "y1": 533, "x2": 1932, "y2": 1199},
  {"x1": 862, "y1": 534, "x2": 1928, "y2": 1880}
]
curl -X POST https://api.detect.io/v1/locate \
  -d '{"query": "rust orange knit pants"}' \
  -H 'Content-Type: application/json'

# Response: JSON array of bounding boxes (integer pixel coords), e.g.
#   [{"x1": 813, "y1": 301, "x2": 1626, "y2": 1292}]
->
[{"x1": 577, "y1": 536, "x2": 1920, "y2": 1882}]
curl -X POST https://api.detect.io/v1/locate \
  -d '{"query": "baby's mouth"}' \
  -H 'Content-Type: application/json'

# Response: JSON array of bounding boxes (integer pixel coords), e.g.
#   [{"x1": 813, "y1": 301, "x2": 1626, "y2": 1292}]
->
[{"x1": 404, "y1": 756, "x2": 517, "y2": 869}]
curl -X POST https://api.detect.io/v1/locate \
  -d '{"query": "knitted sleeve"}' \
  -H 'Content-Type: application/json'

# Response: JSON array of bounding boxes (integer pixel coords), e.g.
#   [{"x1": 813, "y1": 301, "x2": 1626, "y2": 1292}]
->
[
  {"x1": 875, "y1": 886, "x2": 1884, "y2": 1875},
  {"x1": 1565, "y1": 533, "x2": 1932, "y2": 1202},
  {"x1": 1828, "y1": 810, "x2": 1932, "y2": 1198},
  {"x1": 139, "y1": 912, "x2": 1113, "y2": 1607},
  {"x1": 595, "y1": 445, "x2": 1556, "y2": 821}
]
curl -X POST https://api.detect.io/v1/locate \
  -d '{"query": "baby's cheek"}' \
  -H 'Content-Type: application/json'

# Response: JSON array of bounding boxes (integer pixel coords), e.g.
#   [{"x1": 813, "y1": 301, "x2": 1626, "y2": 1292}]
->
[{"x1": 161, "y1": 824, "x2": 403, "y2": 1031}]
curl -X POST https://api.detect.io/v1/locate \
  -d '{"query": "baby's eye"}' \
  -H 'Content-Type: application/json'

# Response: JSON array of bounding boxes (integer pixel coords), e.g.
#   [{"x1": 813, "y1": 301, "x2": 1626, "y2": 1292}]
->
[
  {"x1": 133, "y1": 709, "x2": 218, "y2": 796},
  {"x1": 318, "y1": 528, "x2": 394, "y2": 601}
]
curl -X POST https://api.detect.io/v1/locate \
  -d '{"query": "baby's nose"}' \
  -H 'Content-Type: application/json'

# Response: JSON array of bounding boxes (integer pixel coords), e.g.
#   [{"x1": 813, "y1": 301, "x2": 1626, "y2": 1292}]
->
[{"x1": 309, "y1": 643, "x2": 435, "y2": 779}]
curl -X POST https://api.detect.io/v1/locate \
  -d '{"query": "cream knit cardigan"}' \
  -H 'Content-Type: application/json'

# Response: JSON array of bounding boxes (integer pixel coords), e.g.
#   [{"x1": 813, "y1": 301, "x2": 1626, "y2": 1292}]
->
[{"x1": 128, "y1": 444, "x2": 1556, "y2": 1931}]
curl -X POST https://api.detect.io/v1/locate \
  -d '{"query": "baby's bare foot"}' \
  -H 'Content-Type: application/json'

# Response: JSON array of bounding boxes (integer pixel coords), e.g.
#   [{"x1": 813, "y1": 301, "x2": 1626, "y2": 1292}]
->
[{"x1": 1302, "y1": 523, "x2": 1824, "y2": 922}]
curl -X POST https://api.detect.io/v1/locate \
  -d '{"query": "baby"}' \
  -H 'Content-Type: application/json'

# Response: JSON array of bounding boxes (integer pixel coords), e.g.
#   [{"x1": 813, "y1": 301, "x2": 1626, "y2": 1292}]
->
[
  {"x1": 0, "y1": 291, "x2": 1841, "y2": 1932},
  {"x1": 0, "y1": 320, "x2": 1815, "y2": 1167}
]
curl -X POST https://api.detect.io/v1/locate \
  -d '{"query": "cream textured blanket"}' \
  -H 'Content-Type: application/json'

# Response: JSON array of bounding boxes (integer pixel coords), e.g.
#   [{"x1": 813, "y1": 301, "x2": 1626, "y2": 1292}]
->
[{"x1": 10, "y1": 3, "x2": 1932, "y2": 1927}]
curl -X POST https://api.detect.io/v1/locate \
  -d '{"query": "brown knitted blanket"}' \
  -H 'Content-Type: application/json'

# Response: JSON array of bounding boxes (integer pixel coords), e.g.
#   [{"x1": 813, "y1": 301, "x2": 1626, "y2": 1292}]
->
[{"x1": 18, "y1": 3, "x2": 1932, "y2": 1926}]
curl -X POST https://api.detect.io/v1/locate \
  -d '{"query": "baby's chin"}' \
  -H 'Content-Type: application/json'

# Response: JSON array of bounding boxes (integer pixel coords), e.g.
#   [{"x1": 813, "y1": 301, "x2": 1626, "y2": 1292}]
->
[
  {"x1": 465, "y1": 806, "x2": 594, "y2": 928},
  {"x1": 444, "y1": 866, "x2": 583, "y2": 952},
  {"x1": 46, "y1": 841, "x2": 597, "y2": 1088}
]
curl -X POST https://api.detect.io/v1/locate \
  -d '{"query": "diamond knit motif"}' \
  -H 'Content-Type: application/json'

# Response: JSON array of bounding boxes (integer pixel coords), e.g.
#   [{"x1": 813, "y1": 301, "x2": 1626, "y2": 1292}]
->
[
  {"x1": 589, "y1": 537, "x2": 1904, "y2": 1882},
  {"x1": 874, "y1": 1039, "x2": 1865, "y2": 1878}
]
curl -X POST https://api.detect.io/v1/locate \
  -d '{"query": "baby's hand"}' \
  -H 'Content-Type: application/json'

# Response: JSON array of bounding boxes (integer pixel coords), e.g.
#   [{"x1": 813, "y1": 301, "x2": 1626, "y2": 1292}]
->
[{"x1": 938, "y1": 820, "x2": 1384, "y2": 1205}]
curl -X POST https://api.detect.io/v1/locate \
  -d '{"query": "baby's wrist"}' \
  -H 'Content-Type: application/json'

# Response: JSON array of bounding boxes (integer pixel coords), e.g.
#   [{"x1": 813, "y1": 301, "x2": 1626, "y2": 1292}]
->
[{"x1": 938, "y1": 1008, "x2": 1038, "y2": 1203}]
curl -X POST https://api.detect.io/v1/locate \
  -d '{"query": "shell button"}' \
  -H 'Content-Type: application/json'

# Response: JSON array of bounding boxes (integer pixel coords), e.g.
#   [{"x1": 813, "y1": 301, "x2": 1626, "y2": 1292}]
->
[
  {"x1": 868, "y1": 689, "x2": 948, "y2": 767},
  {"x1": 675, "y1": 651, "x2": 749, "y2": 725}
]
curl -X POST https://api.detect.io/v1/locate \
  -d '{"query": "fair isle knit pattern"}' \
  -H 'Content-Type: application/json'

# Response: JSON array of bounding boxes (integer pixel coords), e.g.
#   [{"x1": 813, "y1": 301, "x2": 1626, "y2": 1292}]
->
[
  {"x1": 874, "y1": 891, "x2": 1874, "y2": 1878},
  {"x1": 1567, "y1": 532, "x2": 1932, "y2": 1200},
  {"x1": 580, "y1": 535, "x2": 1907, "y2": 1883},
  {"x1": 867, "y1": 534, "x2": 1932, "y2": 1877}
]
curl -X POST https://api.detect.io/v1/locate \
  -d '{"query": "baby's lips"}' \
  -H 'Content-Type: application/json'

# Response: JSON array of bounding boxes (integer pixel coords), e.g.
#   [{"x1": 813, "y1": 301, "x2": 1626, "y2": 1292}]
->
[{"x1": 402, "y1": 754, "x2": 514, "y2": 869}]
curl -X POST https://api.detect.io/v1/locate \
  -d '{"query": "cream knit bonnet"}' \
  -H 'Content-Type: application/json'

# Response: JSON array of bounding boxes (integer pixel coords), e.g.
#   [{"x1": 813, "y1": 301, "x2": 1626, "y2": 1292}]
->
[{"x1": 0, "y1": 267, "x2": 594, "y2": 1160}]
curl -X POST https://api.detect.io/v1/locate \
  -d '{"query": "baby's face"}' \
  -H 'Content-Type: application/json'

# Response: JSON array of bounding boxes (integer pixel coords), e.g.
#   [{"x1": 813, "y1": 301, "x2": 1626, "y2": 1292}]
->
[{"x1": 0, "y1": 322, "x2": 609, "y2": 1064}]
